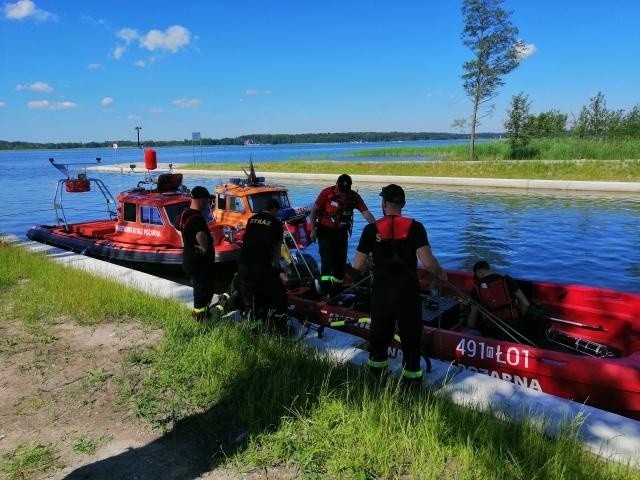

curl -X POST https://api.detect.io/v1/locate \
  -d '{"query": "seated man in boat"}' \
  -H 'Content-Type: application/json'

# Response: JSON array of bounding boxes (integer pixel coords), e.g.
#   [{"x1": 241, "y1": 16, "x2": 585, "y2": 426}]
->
[
  {"x1": 466, "y1": 260, "x2": 530, "y2": 339},
  {"x1": 237, "y1": 198, "x2": 289, "y2": 332},
  {"x1": 177, "y1": 186, "x2": 216, "y2": 322}
]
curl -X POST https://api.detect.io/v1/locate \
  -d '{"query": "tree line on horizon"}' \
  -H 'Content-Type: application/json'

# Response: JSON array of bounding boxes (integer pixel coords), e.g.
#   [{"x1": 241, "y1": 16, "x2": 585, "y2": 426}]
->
[{"x1": 0, "y1": 131, "x2": 503, "y2": 151}]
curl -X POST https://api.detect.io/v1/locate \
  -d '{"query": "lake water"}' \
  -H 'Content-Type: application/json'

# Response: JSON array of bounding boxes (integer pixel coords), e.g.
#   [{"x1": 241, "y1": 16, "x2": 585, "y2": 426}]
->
[{"x1": 1, "y1": 142, "x2": 638, "y2": 293}]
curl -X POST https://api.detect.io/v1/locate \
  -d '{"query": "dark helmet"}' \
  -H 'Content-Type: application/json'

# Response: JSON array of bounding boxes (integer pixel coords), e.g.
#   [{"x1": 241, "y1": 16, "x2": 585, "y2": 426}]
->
[
  {"x1": 379, "y1": 184, "x2": 406, "y2": 206},
  {"x1": 337, "y1": 174, "x2": 352, "y2": 193},
  {"x1": 190, "y1": 185, "x2": 212, "y2": 200},
  {"x1": 472, "y1": 260, "x2": 490, "y2": 275}
]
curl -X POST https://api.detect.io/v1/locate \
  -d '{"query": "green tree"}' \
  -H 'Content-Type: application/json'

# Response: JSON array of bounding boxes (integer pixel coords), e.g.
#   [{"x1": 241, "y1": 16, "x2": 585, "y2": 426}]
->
[
  {"x1": 504, "y1": 92, "x2": 531, "y2": 150},
  {"x1": 461, "y1": 0, "x2": 522, "y2": 160},
  {"x1": 573, "y1": 91, "x2": 612, "y2": 139},
  {"x1": 529, "y1": 110, "x2": 567, "y2": 138},
  {"x1": 618, "y1": 105, "x2": 640, "y2": 138}
]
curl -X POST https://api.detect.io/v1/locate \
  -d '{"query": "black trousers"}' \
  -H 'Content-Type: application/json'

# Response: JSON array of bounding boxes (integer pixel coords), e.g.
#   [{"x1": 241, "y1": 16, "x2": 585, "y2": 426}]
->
[
  {"x1": 238, "y1": 265, "x2": 287, "y2": 315},
  {"x1": 368, "y1": 282, "x2": 422, "y2": 373},
  {"x1": 185, "y1": 264, "x2": 215, "y2": 310},
  {"x1": 317, "y1": 225, "x2": 349, "y2": 281}
]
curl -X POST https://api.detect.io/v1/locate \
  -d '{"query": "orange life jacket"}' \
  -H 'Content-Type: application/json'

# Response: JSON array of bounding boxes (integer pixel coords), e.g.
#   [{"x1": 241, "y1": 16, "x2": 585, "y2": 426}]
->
[
  {"x1": 373, "y1": 216, "x2": 415, "y2": 277},
  {"x1": 375, "y1": 215, "x2": 413, "y2": 241},
  {"x1": 474, "y1": 275, "x2": 519, "y2": 323}
]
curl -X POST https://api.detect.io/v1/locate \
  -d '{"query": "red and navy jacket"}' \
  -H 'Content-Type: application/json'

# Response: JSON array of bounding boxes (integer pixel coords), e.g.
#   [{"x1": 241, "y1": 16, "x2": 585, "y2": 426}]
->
[{"x1": 314, "y1": 185, "x2": 367, "y2": 231}]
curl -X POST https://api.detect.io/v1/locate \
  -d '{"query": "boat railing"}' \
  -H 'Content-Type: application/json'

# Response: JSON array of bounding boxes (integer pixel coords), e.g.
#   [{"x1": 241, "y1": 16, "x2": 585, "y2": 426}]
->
[
  {"x1": 53, "y1": 178, "x2": 117, "y2": 230},
  {"x1": 49, "y1": 158, "x2": 117, "y2": 230}
]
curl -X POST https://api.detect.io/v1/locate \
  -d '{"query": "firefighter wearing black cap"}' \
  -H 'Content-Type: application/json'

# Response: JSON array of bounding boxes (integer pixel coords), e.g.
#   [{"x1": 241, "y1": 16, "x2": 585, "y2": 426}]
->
[
  {"x1": 176, "y1": 185, "x2": 216, "y2": 321},
  {"x1": 353, "y1": 184, "x2": 447, "y2": 385},
  {"x1": 309, "y1": 174, "x2": 375, "y2": 295},
  {"x1": 237, "y1": 198, "x2": 289, "y2": 329}
]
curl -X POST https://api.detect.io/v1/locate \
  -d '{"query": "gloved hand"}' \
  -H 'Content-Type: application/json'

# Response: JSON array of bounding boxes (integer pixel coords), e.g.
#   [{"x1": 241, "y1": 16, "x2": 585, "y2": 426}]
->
[{"x1": 345, "y1": 263, "x2": 362, "y2": 284}]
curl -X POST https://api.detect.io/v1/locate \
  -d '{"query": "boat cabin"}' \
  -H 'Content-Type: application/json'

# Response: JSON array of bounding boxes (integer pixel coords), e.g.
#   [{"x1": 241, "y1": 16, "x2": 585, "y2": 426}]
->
[{"x1": 213, "y1": 176, "x2": 312, "y2": 248}]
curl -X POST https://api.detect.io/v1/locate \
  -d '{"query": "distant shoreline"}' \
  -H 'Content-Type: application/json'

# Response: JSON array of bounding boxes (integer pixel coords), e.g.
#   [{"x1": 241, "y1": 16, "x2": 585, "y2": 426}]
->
[{"x1": 0, "y1": 133, "x2": 501, "y2": 151}]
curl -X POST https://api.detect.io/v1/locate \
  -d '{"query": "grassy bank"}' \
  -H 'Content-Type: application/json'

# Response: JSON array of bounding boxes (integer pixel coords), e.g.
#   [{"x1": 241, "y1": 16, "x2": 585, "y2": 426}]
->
[
  {"x1": 1, "y1": 242, "x2": 637, "y2": 479},
  {"x1": 354, "y1": 138, "x2": 640, "y2": 161},
  {"x1": 184, "y1": 158, "x2": 640, "y2": 182},
  {"x1": 181, "y1": 137, "x2": 640, "y2": 181}
]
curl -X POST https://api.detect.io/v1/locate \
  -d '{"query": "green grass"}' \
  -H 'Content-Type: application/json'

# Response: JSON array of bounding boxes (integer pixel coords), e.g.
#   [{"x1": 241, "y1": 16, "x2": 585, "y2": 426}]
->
[
  {"x1": 179, "y1": 137, "x2": 640, "y2": 181},
  {"x1": 71, "y1": 435, "x2": 111, "y2": 456},
  {"x1": 353, "y1": 137, "x2": 640, "y2": 161},
  {"x1": 0, "y1": 443, "x2": 58, "y2": 480},
  {"x1": 1, "y1": 241, "x2": 638, "y2": 479},
  {"x1": 182, "y1": 158, "x2": 640, "y2": 182}
]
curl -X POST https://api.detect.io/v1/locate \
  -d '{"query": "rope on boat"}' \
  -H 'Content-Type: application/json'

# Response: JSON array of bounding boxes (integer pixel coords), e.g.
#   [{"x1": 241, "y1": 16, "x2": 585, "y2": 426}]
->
[{"x1": 444, "y1": 279, "x2": 539, "y2": 348}]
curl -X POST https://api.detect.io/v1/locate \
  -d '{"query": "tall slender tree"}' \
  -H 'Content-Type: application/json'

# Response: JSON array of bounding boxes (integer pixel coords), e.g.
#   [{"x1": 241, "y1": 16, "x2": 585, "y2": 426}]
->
[
  {"x1": 461, "y1": 0, "x2": 521, "y2": 160},
  {"x1": 504, "y1": 91, "x2": 531, "y2": 150}
]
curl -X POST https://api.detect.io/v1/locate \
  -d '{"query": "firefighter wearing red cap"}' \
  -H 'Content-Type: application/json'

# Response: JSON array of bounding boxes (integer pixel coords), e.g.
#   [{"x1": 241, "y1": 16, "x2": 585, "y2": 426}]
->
[
  {"x1": 353, "y1": 184, "x2": 447, "y2": 385},
  {"x1": 309, "y1": 174, "x2": 375, "y2": 295}
]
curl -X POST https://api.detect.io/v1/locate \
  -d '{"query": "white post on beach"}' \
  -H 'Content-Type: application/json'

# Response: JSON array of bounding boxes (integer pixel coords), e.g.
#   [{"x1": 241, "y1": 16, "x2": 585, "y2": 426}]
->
[{"x1": 192, "y1": 132, "x2": 202, "y2": 164}]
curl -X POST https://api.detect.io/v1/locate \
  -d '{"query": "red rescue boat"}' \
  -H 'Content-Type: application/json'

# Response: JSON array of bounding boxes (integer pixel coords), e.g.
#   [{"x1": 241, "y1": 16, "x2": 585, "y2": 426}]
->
[
  {"x1": 287, "y1": 268, "x2": 640, "y2": 419},
  {"x1": 27, "y1": 157, "x2": 241, "y2": 269}
]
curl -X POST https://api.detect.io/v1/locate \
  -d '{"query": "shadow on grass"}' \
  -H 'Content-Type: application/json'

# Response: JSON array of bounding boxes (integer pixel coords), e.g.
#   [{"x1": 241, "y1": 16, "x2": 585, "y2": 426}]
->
[
  {"x1": 63, "y1": 321, "x2": 349, "y2": 480},
  {"x1": 63, "y1": 320, "x2": 631, "y2": 480}
]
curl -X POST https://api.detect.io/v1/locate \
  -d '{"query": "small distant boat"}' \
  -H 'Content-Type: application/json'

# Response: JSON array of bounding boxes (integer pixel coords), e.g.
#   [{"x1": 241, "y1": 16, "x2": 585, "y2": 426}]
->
[{"x1": 27, "y1": 154, "x2": 242, "y2": 270}]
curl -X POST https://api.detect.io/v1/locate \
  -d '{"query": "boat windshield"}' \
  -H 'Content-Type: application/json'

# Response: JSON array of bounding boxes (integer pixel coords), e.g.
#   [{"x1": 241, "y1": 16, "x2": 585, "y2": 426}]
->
[
  {"x1": 165, "y1": 201, "x2": 190, "y2": 228},
  {"x1": 248, "y1": 192, "x2": 291, "y2": 212}
]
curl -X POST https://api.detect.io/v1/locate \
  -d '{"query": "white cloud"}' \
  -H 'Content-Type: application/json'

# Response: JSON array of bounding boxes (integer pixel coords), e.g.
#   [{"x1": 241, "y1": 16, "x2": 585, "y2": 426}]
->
[
  {"x1": 4, "y1": 0, "x2": 57, "y2": 21},
  {"x1": 140, "y1": 25, "x2": 191, "y2": 53},
  {"x1": 27, "y1": 100, "x2": 77, "y2": 110},
  {"x1": 245, "y1": 89, "x2": 272, "y2": 96},
  {"x1": 112, "y1": 45, "x2": 126, "y2": 60},
  {"x1": 117, "y1": 27, "x2": 139, "y2": 43},
  {"x1": 112, "y1": 25, "x2": 190, "y2": 64},
  {"x1": 515, "y1": 41, "x2": 537, "y2": 60},
  {"x1": 150, "y1": 107, "x2": 164, "y2": 114},
  {"x1": 101, "y1": 97, "x2": 113, "y2": 106},
  {"x1": 16, "y1": 81, "x2": 53, "y2": 93},
  {"x1": 0, "y1": 101, "x2": 6, "y2": 108},
  {"x1": 172, "y1": 98, "x2": 201, "y2": 108},
  {"x1": 87, "y1": 63, "x2": 104, "y2": 70},
  {"x1": 127, "y1": 114, "x2": 141, "y2": 120}
]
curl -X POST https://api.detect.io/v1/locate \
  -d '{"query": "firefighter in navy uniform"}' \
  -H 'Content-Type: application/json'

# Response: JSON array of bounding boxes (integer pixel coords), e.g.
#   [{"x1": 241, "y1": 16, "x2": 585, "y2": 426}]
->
[
  {"x1": 237, "y1": 198, "x2": 289, "y2": 330},
  {"x1": 353, "y1": 184, "x2": 447, "y2": 385},
  {"x1": 176, "y1": 186, "x2": 216, "y2": 322},
  {"x1": 467, "y1": 260, "x2": 530, "y2": 337},
  {"x1": 309, "y1": 174, "x2": 375, "y2": 296}
]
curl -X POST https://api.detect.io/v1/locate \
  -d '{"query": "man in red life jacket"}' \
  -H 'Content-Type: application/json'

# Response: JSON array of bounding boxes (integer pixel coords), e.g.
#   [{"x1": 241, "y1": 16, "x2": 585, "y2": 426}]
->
[
  {"x1": 176, "y1": 186, "x2": 216, "y2": 322},
  {"x1": 309, "y1": 174, "x2": 375, "y2": 296},
  {"x1": 467, "y1": 260, "x2": 530, "y2": 337},
  {"x1": 353, "y1": 184, "x2": 447, "y2": 386}
]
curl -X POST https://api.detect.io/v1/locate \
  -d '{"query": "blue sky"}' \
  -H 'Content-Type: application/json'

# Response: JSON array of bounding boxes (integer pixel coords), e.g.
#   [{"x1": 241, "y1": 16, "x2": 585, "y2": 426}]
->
[{"x1": 1, "y1": 0, "x2": 639, "y2": 143}]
